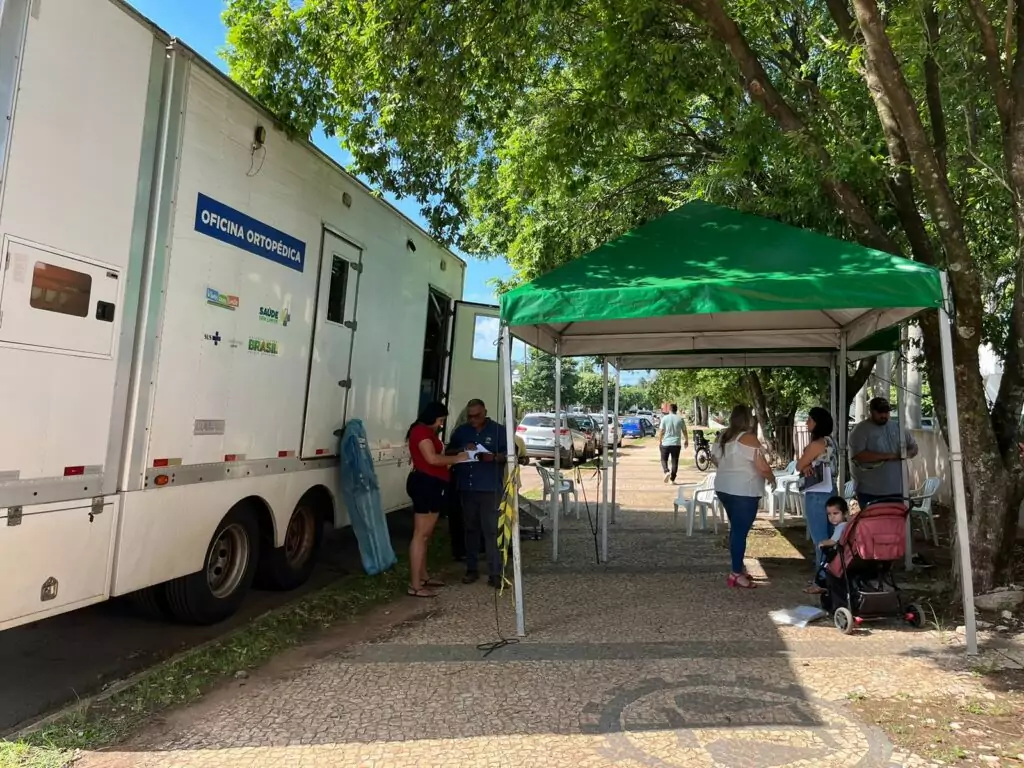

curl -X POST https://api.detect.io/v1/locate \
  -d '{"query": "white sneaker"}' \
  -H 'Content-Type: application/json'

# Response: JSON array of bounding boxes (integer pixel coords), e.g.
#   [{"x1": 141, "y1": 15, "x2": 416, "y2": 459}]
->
[{"x1": 663, "y1": 471, "x2": 671, "y2": 484}]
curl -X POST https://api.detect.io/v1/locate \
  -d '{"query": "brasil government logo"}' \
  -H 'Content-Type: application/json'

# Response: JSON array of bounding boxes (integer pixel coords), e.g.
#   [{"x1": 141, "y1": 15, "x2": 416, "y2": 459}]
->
[
  {"x1": 248, "y1": 337, "x2": 279, "y2": 355},
  {"x1": 258, "y1": 306, "x2": 290, "y2": 326},
  {"x1": 206, "y1": 287, "x2": 239, "y2": 310}
]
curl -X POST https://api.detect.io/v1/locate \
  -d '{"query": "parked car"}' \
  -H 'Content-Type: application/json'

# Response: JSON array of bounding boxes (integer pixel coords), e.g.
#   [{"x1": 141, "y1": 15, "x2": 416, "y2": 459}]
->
[
  {"x1": 590, "y1": 413, "x2": 622, "y2": 448},
  {"x1": 572, "y1": 414, "x2": 600, "y2": 459},
  {"x1": 516, "y1": 413, "x2": 588, "y2": 467},
  {"x1": 636, "y1": 409, "x2": 660, "y2": 428},
  {"x1": 621, "y1": 416, "x2": 657, "y2": 439}
]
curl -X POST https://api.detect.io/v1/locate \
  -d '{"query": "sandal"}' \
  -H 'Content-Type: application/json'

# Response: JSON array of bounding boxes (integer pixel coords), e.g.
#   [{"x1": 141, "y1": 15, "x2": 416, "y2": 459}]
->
[
  {"x1": 407, "y1": 587, "x2": 438, "y2": 598},
  {"x1": 727, "y1": 573, "x2": 757, "y2": 589},
  {"x1": 422, "y1": 577, "x2": 446, "y2": 588},
  {"x1": 803, "y1": 585, "x2": 827, "y2": 595}
]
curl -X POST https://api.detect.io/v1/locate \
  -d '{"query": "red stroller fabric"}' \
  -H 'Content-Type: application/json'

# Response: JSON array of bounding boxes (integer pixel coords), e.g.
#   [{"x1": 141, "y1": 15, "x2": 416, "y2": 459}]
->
[{"x1": 826, "y1": 501, "x2": 909, "y2": 578}]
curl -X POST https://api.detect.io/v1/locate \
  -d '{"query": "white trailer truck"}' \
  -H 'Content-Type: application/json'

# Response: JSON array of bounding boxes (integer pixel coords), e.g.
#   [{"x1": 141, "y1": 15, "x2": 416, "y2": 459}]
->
[{"x1": 0, "y1": 0, "x2": 499, "y2": 630}]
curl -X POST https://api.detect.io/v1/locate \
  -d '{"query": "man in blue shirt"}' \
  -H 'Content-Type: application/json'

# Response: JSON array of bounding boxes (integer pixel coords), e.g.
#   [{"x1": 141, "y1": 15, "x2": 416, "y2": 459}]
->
[{"x1": 447, "y1": 399, "x2": 508, "y2": 587}]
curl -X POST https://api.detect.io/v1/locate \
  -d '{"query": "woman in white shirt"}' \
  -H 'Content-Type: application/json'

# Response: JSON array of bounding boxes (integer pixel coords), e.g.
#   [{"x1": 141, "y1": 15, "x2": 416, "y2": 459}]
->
[
  {"x1": 796, "y1": 407, "x2": 837, "y2": 591},
  {"x1": 712, "y1": 405, "x2": 777, "y2": 589}
]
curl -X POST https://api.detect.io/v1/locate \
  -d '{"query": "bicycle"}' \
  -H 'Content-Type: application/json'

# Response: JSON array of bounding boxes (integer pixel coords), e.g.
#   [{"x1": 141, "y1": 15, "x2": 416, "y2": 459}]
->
[{"x1": 693, "y1": 429, "x2": 712, "y2": 472}]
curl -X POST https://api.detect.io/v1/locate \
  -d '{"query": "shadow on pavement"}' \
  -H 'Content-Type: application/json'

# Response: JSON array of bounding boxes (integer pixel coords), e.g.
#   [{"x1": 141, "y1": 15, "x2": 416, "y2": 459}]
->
[{"x1": 0, "y1": 510, "x2": 421, "y2": 734}]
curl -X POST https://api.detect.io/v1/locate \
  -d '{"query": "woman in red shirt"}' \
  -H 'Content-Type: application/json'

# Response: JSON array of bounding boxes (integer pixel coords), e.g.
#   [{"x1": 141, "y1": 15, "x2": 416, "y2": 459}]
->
[{"x1": 406, "y1": 402, "x2": 468, "y2": 597}]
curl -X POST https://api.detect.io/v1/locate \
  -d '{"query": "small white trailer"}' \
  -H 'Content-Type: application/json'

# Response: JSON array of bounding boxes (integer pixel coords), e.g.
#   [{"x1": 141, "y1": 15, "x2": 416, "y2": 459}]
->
[{"x1": 0, "y1": 0, "x2": 499, "y2": 630}]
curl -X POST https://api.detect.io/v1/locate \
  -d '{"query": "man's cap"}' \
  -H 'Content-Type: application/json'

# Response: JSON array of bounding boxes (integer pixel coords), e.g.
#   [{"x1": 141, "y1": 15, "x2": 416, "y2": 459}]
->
[{"x1": 869, "y1": 397, "x2": 891, "y2": 413}]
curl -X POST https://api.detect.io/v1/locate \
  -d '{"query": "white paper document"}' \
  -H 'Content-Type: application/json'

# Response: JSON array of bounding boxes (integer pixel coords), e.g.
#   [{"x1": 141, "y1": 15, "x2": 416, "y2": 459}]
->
[
  {"x1": 460, "y1": 443, "x2": 491, "y2": 463},
  {"x1": 768, "y1": 606, "x2": 827, "y2": 628}
]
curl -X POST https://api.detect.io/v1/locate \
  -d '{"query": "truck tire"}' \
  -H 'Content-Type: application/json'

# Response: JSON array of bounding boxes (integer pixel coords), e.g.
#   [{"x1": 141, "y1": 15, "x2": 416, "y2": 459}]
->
[
  {"x1": 256, "y1": 501, "x2": 323, "y2": 591},
  {"x1": 125, "y1": 585, "x2": 171, "y2": 620},
  {"x1": 164, "y1": 504, "x2": 258, "y2": 625}
]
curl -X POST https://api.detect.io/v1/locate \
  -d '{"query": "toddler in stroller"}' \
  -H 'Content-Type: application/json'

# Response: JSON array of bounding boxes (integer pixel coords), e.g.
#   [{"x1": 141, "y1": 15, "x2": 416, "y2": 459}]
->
[{"x1": 817, "y1": 497, "x2": 925, "y2": 634}]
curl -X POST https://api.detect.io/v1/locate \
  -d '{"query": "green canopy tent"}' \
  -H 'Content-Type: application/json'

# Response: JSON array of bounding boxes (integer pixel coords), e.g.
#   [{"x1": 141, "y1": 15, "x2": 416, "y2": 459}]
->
[{"x1": 495, "y1": 201, "x2": 976, "y2": 653}]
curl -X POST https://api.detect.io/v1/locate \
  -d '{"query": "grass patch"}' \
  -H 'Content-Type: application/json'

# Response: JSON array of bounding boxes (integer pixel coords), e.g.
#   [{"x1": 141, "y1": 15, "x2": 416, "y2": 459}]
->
[
  {"x1": 850, "y1": 688, "x2": 1024, "y2": 764},
  {"x1": 0, "y1": 742, "x2": 70, "y2": 768},
  {"x1": 0, "y1": 535, "x2": 450, "y2": 766}
]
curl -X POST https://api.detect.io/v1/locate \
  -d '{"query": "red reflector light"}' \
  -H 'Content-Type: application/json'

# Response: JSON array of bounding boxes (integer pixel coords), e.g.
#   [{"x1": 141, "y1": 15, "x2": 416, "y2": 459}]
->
[
  {"x1": 224, "y1": 454, "x2": 238, "y2": 462},
  {"x1": 63, "y1": 466, "x2": 85, "y2": 476},
  {"x1": 559, "y1": 428, "x2": 569, "y2": 435},
  {"x1": 153, "y1": 458, "x2": 169, "y2": 468},
  {"x1": 315, "y1": 448, "x2": 326, "y2": 455},
  {"x1": 278, "y1": 450, "x2": 290, "y2": 458},
  {"x1": 516, "y1": 426, "x2": 526, "y2": 433}
]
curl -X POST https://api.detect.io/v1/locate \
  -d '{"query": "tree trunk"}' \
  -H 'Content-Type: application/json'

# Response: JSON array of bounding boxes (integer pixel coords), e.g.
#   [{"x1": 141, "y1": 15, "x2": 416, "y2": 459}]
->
[
  {"x1": 687, "y1": 0, "x2": 1023, "y2": 590},
  {"x1": 746, "y1": 371, "x2": 774, "y2": 455}
]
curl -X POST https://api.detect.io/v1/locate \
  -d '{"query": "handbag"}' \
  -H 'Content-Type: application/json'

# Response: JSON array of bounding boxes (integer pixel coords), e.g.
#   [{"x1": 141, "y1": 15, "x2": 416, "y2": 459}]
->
[
  {"x1": 798, "y1": 437, "x2": 834, "y2": 490},
  {"x1": 797, "y1": 461, "x2": 825, "y2": 490}
]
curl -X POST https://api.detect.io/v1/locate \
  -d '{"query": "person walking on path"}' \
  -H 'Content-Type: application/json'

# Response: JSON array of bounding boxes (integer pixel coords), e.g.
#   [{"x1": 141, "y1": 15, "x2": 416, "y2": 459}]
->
[
  {"x1": 796, "y1": 407, "x2": 838, "y2": 591},
  {"x1": 849, "y1": 397, "x2": 918, "y2": 509},
  {"x1": 406, "y1": 403, "x2": 468, "y2": 598},
  {"x1": 712, "y1": 405, "x2": 777, "y2": 589},
  {"x1": 448, "y1": 399, "x2": 508, "y2": 588},
  {"x1": 658, "y1": 403, "x2": 689, "y2": 484}
]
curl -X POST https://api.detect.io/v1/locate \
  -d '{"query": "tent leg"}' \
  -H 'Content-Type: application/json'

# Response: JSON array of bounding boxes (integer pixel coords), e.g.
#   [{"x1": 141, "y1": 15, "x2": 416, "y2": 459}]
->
[
  {"x1": 838, "y1": 335, "x2": 848, "y2": 492},
  {"x1": 829, "y1": 357, "x2": 837, "y2": 423},
  {"x1": 898, "y1": 326, "x2": 913, "y2": 572},
  {"x1": 612, "y1": 363, "x2": 621, "y2": 524},
  {"x1": 500, "y1": 326, "x2": 526, "y2": 637},
  {"x1": 601, "y1": 359, "x2": 610, "y2": 562},
  {"x1": 938, "y1": 273, "x2": 978, "y2": 656},
  {"x1": 552, "y1": 342, "x2": 562, "y2": 562}
]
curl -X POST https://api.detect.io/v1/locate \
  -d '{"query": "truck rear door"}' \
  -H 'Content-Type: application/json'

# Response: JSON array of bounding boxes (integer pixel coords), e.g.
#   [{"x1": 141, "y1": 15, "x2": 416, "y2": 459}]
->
[
  {"x1": 301, "y1": 229, "x2": 361, "y2": 458},
  {"x1": 445, "y1": 302, "x2": 501, "y2": 425}
]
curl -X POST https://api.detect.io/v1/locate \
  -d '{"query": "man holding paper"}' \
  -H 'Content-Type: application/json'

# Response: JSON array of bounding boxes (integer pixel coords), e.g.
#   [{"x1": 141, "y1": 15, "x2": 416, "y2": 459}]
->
[{"x1": 447, "y1": 399, "x2": 508, "y2": 587}]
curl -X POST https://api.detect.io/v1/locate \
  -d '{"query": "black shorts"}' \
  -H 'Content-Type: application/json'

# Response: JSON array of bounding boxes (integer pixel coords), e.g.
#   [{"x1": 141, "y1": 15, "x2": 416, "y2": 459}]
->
[{"x1": 407, "y1": 471, "x2": 448, "y2": 514}]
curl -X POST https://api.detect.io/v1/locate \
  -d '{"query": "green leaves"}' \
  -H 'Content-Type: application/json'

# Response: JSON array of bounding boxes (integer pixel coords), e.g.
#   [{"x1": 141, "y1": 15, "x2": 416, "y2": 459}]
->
[{"x1": 224, "y1": 0, "x2": 1016, "y2": 356}]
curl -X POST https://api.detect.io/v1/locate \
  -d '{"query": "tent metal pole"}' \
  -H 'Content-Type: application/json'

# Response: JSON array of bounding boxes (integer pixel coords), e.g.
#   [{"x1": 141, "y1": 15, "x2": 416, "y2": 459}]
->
[
  {"x1": 612, "y1": 362, "x2": 621, "y2": 524},
  {"x1": 838, "y1": 334, "x2": 848, "y2": 492},
  {"x1": 552, "y1": 341, "x2": 562, "y2": 562},
  {"x1": 500, "y1": 326, "x2": 526, "y2": 636},
  {"x1": 938, "y1": 272, "x2": 978, "y2": 656},
  {"x1": 898, "y1": 326, "x2": 913, "y2": 571},
  {"x1": 829, "y1": 356, "x2": 837, "y2": 425},
  {"x1": 601, "y1": 358, "x2": 610, "y2": 562}
]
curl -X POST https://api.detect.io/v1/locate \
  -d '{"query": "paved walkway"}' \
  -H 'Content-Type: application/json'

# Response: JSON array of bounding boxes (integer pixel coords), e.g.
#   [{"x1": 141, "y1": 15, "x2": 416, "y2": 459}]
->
[{"x1": 81, "y1": 442, "x2": 995, "y2": 768}]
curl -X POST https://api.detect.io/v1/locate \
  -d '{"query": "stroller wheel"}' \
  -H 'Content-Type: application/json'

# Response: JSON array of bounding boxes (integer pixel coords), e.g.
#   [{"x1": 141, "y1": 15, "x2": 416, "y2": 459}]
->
[
  {"x1": 905, "y1": 603, "x2": 925, "y2": 628},
  {"x1": 834, "y1": 607, "x2": 855, "y2": 634}
]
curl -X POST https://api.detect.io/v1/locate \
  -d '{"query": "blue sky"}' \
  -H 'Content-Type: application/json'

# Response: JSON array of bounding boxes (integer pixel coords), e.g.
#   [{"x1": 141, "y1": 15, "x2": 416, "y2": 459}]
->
[{"x1": 126, "y1": 0, "x2": 511, "y2": 307}]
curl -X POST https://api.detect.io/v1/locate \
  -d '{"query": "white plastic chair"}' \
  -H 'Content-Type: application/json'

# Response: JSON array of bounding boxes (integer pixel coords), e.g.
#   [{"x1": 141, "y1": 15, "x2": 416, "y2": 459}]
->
[
  {"x1": 909, "y1": 477, "x2": 940, "y2": 545},
  {"x1": 536, "y1": 464, "x2": 579, "y2": 520},
  {"x1": 769, "y1": 461, "x2": 801, "y2": 524},
  {"x1": 843, "y1": 480, "x2": 856, "y2": 501},
  {"x1": 674, "y1": 472, "x2": 719, "y2": 535}
]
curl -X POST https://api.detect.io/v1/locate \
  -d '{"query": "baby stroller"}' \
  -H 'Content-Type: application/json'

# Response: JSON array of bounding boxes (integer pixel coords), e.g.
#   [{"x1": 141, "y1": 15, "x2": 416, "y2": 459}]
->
[{"x1": 820, "y1": 499, "x2": 924, "y2": 634}]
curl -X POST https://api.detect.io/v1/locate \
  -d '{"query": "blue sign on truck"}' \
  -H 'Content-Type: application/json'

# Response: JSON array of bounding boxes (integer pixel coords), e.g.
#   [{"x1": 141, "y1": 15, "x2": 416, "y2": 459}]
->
[{"x1": 194, "y1": 193, "x2": 306, "y2": 273}]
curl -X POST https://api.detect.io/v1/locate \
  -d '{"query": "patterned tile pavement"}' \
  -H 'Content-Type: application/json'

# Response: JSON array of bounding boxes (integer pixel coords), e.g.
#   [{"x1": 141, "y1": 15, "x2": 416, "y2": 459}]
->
[{"x1": 78, "y1": 443, "x2": 1003, "y2": 768}]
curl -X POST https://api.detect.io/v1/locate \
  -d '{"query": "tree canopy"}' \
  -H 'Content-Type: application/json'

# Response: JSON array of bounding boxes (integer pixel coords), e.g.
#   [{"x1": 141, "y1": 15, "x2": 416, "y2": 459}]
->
[{"x1": 225, "y1": 0, "x2": 1024, "y2": 590}]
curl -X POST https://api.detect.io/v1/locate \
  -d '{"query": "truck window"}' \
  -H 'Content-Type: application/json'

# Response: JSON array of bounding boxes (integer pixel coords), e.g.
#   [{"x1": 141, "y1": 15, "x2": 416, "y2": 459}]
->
[
  {"x1": 471, "y1": 314, "x2": 499, "y2": 361},
  {"x1": 326, "y1": 255, "x2": 349, "y2": 324},
  {"x1": 29, "y1": 262, "x2": 92, "y2": 317}
]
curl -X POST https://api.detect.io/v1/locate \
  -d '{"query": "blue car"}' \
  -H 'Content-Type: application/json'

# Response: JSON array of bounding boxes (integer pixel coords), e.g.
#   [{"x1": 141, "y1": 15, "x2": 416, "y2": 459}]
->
[{"x1": 620, "y1": 417, "x2": 656, "y2": 439}]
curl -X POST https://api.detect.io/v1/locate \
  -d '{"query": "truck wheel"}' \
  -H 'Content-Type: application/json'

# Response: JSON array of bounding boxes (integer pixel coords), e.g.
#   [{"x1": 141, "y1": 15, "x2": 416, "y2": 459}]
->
[
  {"x1": 125, "y1": 585, "x2": 171, "y2": 619},
  {"x1": 256, "y1": 501, "x2": 323, "y2": 591},
  {"x1": 165, "y1": 504, "x2": 258, "y2": 625}
]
